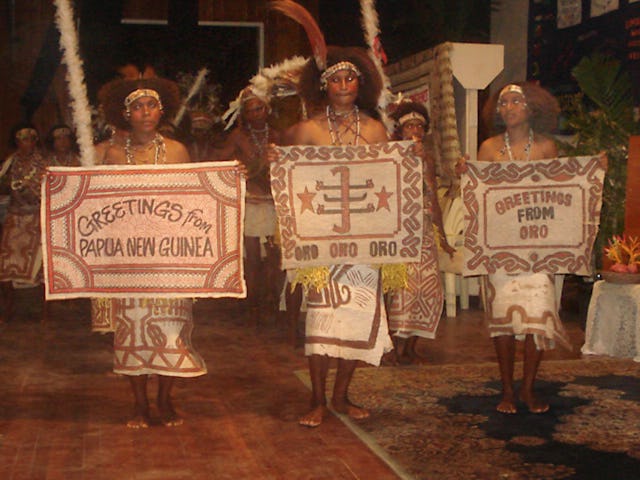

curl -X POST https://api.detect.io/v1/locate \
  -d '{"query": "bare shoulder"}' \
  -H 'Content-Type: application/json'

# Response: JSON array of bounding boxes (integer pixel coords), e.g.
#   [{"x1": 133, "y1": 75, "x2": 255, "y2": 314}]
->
[
  {"x1": 360, "y1": 114, "x2": 388, "y2": 143},
  {"x1": 164, "y1": 137, "x2": 191, "y2": 163},
  {"x1": 477, "y1": 135, "x2": 502, "y2": 162},
  {"x1": 103, "y1": 144, "x2": 127, "y2": 165},
  {"x1": 536, "y1": 133, "x2": 559, "y2": 158},
  {"x1": 288, "y1": 117, "x2": 323, "y2": 144}
]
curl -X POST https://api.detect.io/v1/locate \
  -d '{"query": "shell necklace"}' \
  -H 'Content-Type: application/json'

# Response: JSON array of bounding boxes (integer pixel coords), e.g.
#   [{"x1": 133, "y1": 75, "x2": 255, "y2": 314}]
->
[
  {"x1": 327, "y1": 105, "x2": 360, "y2": 146},
  {"x1": 248, "y1": 123, "x2": 269, "y2": 159},
  {"x1": 125, "y1": 133, "x2": 165, "y2": 165},
  {"x1": 504, "y1": 128, "x2": 533, "y2": 162}
]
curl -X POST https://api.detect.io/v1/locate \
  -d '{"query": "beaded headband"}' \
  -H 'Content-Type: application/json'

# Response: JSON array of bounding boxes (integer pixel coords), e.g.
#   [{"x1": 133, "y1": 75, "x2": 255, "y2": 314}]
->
[
  {"x1": 124, "y1": 89, "x2": 163, "y2": 109},
  {"x1": 498, "y1": 84, "x2": 525, "y2": 101},
  {"x1": 320, "y1": 61, "x2": 362, "y2": 88},
  {"x1": 52, "y1": 127, "x2": 72, "y2": 138},
  {"x1": 398, "y1": 112, "x2": 426, "y2": 127},
  {"x1": 15, "y1": 128, "x2": 38, "y2": 141}
]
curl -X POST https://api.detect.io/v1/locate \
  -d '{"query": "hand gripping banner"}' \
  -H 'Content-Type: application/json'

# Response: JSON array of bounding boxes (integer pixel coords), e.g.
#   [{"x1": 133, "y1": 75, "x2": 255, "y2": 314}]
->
[
  {"x1": 271, "y1": 141, "x2": 423, "y2": 269},
  {"x1": 41, "y1": 161, "x2": 245, "y2": 299},
  {"x1": 461, "y1": 155, "x2": 605, "y2": 276}
]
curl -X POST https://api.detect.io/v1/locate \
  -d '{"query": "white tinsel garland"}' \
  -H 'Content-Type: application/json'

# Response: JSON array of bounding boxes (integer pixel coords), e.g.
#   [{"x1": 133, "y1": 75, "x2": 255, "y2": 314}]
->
[{"x1": 54, "y1": 0, "x2": 95, "y2": 166}]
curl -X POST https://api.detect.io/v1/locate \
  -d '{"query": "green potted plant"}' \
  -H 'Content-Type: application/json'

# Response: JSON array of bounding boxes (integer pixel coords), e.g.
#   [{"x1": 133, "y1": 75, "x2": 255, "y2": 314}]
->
[{"x1": 559, "y1": 53, "x2": 639, "y2": 270}]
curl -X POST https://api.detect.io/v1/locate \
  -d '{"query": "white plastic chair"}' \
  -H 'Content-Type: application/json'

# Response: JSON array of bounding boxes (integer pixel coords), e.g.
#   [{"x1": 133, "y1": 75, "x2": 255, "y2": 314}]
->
[{"x1": 438, "y1": 196, "x2": 470, "y2": 317}]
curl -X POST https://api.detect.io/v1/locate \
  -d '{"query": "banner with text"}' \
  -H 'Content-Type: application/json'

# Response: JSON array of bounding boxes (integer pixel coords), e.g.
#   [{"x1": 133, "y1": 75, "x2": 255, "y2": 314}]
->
[
  {"x1": 271, "y1": 141, "x2": 423, "y2": 269},
  {"x1": 41, "y1": 162, "x2": 245, "y2": 299},
  {"x1": 461, "y1": 156, "x2": 605, "y2": 276}
]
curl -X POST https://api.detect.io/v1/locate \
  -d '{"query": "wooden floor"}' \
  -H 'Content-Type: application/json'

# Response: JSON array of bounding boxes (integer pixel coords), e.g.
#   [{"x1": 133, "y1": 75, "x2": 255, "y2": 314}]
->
[{"x1": 0, "y1": 286, "x2": 588, "y2": 480}]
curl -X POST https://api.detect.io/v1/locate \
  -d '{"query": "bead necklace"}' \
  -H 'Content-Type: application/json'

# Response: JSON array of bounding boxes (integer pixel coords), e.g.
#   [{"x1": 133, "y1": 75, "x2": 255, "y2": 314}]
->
[
  {"x1": 125, "y1": 133, "x2": 165, "y2": 165},
  {"x1": 248, "y1": 123, "x2": 269, "y2": 159},
  {"x1": 326, "y1": 105, "x2": 360, "y2": 146},
  {"x1": 504, "y1": 128, "x2": 533, "y2": 162},
  {"x1": 10, "y1": 152, "x2": 41, "y2": 191}
]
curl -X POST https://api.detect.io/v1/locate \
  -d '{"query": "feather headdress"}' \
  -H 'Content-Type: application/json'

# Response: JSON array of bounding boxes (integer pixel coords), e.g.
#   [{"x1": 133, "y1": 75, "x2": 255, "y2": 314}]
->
[{"x1": 269, "y1": 1, "x2": 327, "y2": 71}]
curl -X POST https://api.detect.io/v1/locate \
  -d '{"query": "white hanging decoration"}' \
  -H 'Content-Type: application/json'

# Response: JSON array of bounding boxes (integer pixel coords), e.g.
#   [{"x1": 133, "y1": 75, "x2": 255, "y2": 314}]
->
[
  {"x1": 360, "y1": 0, "x2": 394, "y2": 131},
  {"x1": 173, "y1": 67, "x2": 209, "y2": 126},
  {"x1": 53, "y1": 0, "x2": 96, "y2": 166}
]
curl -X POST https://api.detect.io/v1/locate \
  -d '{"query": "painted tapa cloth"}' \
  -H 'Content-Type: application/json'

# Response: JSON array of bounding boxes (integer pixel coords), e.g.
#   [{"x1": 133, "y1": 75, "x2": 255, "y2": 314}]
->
[
  {"x1": 41, "y1": 162, "x2": 245, "y2": 299},
  {"x1": 271, "y1": 141, "x2": 423, "y2": 269},
  {"x1": 112, "y1": 298, "x2": 206, "y2": 377},
  {"x1": 305, "y1": 264, "x2": 393, "y2": 366},
  {"x1": 461, "y1": 156, "x2": 604, "y2": 276},
  {"x1": 483, "y1": 272, "x2": 571, "y2": 351},
  {"x1": 386, "y1": 211, "x2": 443, "y2": 339},
  {"x1": 0, "y1": 211, "x2": 42, "y2": 286}
]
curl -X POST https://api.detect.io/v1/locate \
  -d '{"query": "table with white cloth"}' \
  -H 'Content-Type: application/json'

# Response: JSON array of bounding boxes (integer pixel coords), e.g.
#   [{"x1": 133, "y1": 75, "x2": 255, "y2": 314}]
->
[{"x1": 582, "y1": 280, "x2": 640, "y2": 362}]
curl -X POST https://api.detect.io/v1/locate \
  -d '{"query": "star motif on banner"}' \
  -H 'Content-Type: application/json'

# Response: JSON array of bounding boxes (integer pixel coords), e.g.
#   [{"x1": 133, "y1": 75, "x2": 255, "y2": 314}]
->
[
  {"x1": 297, "y1": 186, "x2": 316, "y2": 214},
  {"x1": 375, "y1": 186, "x2": 393, "y2": 211}
]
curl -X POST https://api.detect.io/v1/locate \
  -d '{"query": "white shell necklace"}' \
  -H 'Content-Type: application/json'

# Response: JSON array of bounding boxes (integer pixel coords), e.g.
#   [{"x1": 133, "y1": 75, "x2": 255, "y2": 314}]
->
[
  {"x1": 248, "y1": 123, "x2": 269, "y2": 159},
  {"x1": 504, "y1": 128, "x2": 533, "y2": 162},
  {"x1": 327, "y1": 105, "x2": 360, "y2": 146},
  {"x1": 125, "y1": 133, "x2": 165, "y2": 165}
]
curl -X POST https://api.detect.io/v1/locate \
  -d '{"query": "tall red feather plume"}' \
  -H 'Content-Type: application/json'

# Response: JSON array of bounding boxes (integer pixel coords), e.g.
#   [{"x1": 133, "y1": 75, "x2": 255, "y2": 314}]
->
[{"x1": 270, "y1": 0, "x2": 327, "y2": 71}]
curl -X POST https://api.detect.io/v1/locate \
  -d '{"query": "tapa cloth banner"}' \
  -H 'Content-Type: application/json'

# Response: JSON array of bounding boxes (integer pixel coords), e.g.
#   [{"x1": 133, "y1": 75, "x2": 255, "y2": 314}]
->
[
  {"x1": 271, "y1": 141, "x2": 423, "y2": 269},
  {"x1": 461, "y1": 156, "x2": 605, "y2": 276},
  {"x1": 41, "y1": 161, "x2": 245, "y2": 300}
]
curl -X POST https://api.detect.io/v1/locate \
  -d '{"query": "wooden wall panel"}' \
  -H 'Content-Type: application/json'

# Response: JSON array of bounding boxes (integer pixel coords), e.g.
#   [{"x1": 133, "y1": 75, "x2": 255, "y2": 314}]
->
[
  {"x1": 0, "y1": 0, "x2": 58, "y2": 160},
  {"x1": 0, "y1": 0, "x2": 318, "y2": 160},
  {"x1": 122, "y1": 0, "x2": 168, "y2": 20}
]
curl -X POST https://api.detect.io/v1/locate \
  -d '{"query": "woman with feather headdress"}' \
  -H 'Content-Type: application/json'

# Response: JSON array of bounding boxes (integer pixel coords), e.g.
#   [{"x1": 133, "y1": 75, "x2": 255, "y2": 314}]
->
[{"x1": 270, "y1": 0, "x2": 393, "y2": 428}]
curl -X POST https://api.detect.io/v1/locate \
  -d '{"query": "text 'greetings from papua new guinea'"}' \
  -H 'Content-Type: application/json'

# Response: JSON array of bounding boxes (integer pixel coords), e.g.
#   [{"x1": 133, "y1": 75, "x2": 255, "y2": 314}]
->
[{"x1": 41, "y1": 162, "x2": 246, "y2": 299}]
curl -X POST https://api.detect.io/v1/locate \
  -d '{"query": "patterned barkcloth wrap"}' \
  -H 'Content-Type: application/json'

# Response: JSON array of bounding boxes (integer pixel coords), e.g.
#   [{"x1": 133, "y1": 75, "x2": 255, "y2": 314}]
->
[
  {"x1": 483, "y1": 272, "x2": 571, "y2": 351},
  {"x1": 271, "y1": 141, "x2": 423, "y2": 270},
  {"x1": 244, "y1": 193, "x2": 277, "y2": 238},
  {"x1": 461, "y1": 156, "x2": 605, "y2": 276},
  {"x1": 41, "y1": 161, "x2": 245, "y2": 299},
  {"x1": 386, "y1": 210, "x2": 443, "y2": 339},
  {"x1": 112, "y1": 298, "x2": 206, "y2": 377},
  {"x1": 305, "y1": 264, "x2": 393, "y2": 366},
  {"x1": 385, "y1": 42, "x2": 462, "y2": 185},
  {"x1": 0, "y1": 211, "x2": 42, "y2": 286}
]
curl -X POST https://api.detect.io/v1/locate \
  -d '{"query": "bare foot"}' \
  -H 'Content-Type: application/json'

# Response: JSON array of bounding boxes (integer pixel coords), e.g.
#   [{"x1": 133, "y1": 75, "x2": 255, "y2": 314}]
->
[
  {"x1": 126, "y1": 413, "x2": 150, "y2": 429},
  {"x1": 158, "y1": 402, "x2": 183, "y2": 427},
  {"x1": 299, "y1": 405, "x2": 327, "y2": 427},
  {"x1": 381, "y1": 350, "x2": 398, "y2": 366},
  {"x1": 332, "y1": 399, "x2": 370, "y2": 420},
  {"x1": 519, "y1": 392, "x2": 549, "y2": 414},
  {"x1": 496, "y1": 395, "x2": 517, "y2": 414}
]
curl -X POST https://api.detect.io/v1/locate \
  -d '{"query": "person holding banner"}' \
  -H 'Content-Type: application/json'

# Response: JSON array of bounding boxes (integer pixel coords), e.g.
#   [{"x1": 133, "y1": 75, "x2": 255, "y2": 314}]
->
[
  {"x1": 271, "y1": 40, "x2": 394, "y2": 426},
  {"x1": 97, "y1": 76, "x2": 206, "y2": 428},
  {"x1": 467, "y1": 82, "x2": 567, "y2": 414},
  {"x1": 0, "y1": 123, "x2": 48, "y2": 321},
  {"x1": 214, "y1": 86, "x2": 283, "y2": 321},
  {"x1": 385, "y1": 100, "x2": 455, "y2": 364}
]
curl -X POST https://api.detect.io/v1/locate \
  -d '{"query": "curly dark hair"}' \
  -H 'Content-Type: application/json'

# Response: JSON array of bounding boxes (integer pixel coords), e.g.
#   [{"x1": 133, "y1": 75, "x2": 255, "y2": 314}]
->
[
  {"x1": 298, "y1": 46, "x2": 382, "y2": 119},
  {"x1": 389, "y1": 101, "x2": 430, "y2": 140},
  {"x1": 97, "y1": 77, "x2": 181, "y2": 131},
  {"x1": 481, "y1": 81, "x2": 560, "y2": 135}
]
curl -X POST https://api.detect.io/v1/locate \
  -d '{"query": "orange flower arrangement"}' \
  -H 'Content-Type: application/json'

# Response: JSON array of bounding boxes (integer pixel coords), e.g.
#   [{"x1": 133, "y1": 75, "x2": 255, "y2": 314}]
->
[{"x1": 604, "y1": 234, "x2": 640, "y2": 273}]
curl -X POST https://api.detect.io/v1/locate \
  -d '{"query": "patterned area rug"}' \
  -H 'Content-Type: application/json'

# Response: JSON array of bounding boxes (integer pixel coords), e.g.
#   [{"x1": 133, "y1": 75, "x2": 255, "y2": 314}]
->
[{"x1": 298, "y1": 358, "x2": 640, "y2": 479}]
